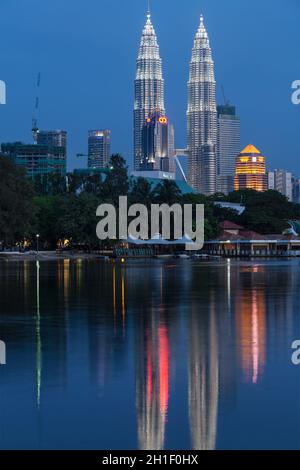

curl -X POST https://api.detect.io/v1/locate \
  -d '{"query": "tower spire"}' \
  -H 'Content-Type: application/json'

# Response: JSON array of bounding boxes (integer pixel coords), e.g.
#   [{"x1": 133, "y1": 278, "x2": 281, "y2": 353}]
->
[{"x1": 147, "y1": 0, "x2": 151, "y2": 16}]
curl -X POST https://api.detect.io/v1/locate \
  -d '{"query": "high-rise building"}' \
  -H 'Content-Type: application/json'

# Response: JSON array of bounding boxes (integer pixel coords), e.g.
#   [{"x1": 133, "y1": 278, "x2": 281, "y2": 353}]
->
[
  {"x1": 141, "y1": 112, "x2": 175, "y2": 174},
  {"x1": 37, "y1": 130, "x2": 67, "y2": 150},
  {"x1": 234, "y1": 144, "x2": 268, "y2": 192},
  {"x1": 292, "y1": 177, "x2": 300, "y2": 204},
  {"x1": 134, "y1": 12, "x2": 165, "y2": 171},
  {"x1": 268, "y1": 169, "x2": 293, "y2": 201},
  {"x1": 187, "y1": 15, "x2": 217, "y2": 195},
  {"x1": 1, "y1": 142, "x2": 66, "y2": 178},
  {"x1": 88, "y1": 130, "x2": 111, "y2": 169},
  {"x1": 217, "y1": 105, "x2": 240, "y2": 195}
]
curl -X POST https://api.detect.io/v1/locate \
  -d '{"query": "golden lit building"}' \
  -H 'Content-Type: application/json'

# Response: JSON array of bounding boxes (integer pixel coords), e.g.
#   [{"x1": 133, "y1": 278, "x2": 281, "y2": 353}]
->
[{"x1": 234, "y1": 144, "x2": 268, "y2": 192}]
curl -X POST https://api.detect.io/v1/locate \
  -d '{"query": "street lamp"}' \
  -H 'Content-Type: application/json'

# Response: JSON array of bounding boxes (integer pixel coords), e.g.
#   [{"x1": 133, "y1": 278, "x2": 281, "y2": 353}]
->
[{"x1": 36, "y1": 234, "x2": 40, "y2": 254}]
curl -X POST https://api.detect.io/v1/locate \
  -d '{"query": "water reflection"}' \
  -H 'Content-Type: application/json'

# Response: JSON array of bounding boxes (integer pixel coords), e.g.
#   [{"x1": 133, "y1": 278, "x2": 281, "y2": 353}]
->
[
  {"x1": 135, "y1": 265, "x2": 170, "y2": 450},
  {"x1": 188, "y1": 293, "x2": 219, "y2": 450},
  {"x1": 236, "y1": 286, "x2": 266, "y2": 384},
  {"x1": 36, "y1": 261, "x2": 41, "y2": 408},
  {"x1": 136, "y1": 307, "x2": 169, "y2": 450},
  {"x1": 0, "y1": 259, "x2": 299, "y2": 449}
]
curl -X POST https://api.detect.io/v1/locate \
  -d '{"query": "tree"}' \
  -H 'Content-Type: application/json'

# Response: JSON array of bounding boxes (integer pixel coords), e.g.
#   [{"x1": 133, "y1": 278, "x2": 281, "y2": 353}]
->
[
  {"x1": 101, "y1": 154, "x2": 129, "y2": 204},
  {"x1": 153, "y1": 180, "x2": 182, "y2": 205},
  {"x1": 55, "y1": 193, "x2": 100, "y2": 249},
  {"x1": 0, "y1": 157, "x2": 36, "y2": 246},
  {"x1": 33, "y1": 196, "x2": 60, "y2": 247},
  {"x1": 227, "y1": 189, "x2": 300, "y2": 234},
  {"x1": 33, "y1": 173, "x2": 66, "y2": 196},
  {"x1": 129, "y1": 177, "x2": 154, "y2": 207},
  {"x1": 181, "y1": 193, "x2": 220, "y2": 240}
]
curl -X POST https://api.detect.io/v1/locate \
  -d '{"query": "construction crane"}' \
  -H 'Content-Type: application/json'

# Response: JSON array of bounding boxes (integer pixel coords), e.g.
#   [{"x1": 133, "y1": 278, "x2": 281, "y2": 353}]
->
[
  {"x1": 221, "y1": 85, "x2": 230, "y2": 107},
  {"x1": 76, "y1": 153, "x2": 88, "y2": 158},
  {"x1": 32, "y1": 73, "x2": 41, "y2": 144}
]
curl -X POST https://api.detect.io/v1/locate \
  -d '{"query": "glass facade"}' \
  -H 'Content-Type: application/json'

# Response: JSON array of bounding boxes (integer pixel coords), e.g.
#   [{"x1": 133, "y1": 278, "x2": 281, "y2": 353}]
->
[
  {"x1": 88, "y1": 130, "x2": 111, "y2": 169},
  {"x1": 141, "y1": 112, "x2": 175, "y2": 174},
  {"x1": 217, "y1": 105, "x2": 241, "y2": 195}
]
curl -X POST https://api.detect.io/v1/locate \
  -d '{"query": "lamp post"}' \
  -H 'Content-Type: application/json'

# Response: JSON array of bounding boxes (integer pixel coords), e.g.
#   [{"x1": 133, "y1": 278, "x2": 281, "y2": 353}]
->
[{"x1": 36, "y1": 234, "x2": 40, "y2": 254}]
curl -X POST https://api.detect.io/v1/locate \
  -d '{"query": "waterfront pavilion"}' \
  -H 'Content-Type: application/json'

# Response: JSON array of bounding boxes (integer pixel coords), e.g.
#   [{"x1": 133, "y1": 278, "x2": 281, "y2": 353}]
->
[{"x1": 204, "y1": 221, "x2": 300, "y2": 257}]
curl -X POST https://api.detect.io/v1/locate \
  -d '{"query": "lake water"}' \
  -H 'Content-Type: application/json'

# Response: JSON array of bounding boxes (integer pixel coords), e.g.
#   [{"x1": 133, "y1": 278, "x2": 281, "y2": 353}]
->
[{"x1": 0, "y1": 258, "x2": 299, "y2": 450}]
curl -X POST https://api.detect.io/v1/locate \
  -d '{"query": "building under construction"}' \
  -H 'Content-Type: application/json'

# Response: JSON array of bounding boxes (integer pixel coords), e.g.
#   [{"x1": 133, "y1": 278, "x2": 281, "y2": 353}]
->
[{"x1": 1, "y1": 141, "x2": 66, "y2": 178}]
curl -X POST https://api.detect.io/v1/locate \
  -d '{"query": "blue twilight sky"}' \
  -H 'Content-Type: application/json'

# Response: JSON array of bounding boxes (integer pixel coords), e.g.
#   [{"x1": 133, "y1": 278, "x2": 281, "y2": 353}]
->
[{"x1": 0, "y1": 0, "x2": 299, "y2": 174}]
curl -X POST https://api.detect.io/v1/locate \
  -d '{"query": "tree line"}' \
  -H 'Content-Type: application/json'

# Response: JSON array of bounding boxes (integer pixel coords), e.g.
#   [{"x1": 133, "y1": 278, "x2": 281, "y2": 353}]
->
[{"x1": 0, "y1": 154, "x2": 299, "y2": 250}]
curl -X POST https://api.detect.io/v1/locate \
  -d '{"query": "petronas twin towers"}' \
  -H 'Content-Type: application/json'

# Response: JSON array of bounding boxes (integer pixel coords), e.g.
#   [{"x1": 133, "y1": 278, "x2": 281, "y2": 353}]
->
[
  {"x1": 134, "y1": 12, "x2": 165, "y2": 172},
  {"x1": 134, "y1": 11, "x2": 217, "y2": 195}
]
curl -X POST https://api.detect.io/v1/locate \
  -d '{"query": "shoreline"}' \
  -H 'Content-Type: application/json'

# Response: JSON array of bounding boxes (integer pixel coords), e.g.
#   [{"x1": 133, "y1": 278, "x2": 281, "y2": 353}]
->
[
  {"x1": 0, "y1": 252, "x2": 105, "y2": 262},
  {"x1": 0, "y1": 251, "x2": 299, "y2": 262}
]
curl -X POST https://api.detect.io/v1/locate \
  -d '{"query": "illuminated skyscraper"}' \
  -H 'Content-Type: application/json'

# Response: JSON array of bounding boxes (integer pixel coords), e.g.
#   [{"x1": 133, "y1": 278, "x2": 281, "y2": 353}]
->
[
  {"x1": 134, "y1": 12, "x2": 165, "y2": 171},
  {"x1": 217, "y1": 105, "x2": 240, "y2": 195},
  {"x1": 234, "y1": 144, "x2": 268, "y2": 192},
  {"x1": 88, "y1": 130, "x2": 111, "y2": 169},
  {"x1": 187, "y1": 16, "x2": 217, "y2": 195}
]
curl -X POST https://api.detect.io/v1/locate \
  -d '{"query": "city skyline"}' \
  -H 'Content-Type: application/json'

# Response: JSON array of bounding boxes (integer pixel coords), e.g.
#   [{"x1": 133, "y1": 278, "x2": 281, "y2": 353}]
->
[
  {"x1": 0, "y1": 0, "x2": 299, "y2": 175},
  {"x1": 0, "y1": 0, "x2": 300, "y2": 458}
]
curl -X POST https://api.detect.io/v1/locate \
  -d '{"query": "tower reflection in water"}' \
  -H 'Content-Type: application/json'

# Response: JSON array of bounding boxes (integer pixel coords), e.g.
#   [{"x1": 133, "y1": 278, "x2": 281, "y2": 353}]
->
[
  {"x1": 188, "y1": 292, "x2": 219, "y2": 450},
  {"x1": 135, "y1": 266, "x2": 170, "y2": 450},
  {"x1": 136, "y1": 310, "x2": 169, "y2": 450}
]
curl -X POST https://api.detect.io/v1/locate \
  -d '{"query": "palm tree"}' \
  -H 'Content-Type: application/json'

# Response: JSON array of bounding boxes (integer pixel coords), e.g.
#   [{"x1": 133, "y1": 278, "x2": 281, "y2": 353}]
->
[
  {"x1": 153, "y1": 180, "x2": 182, "y2": 205},
  {"x1": 101, "y1": 154, "x2": 129, "y2": 204},
  {"x1": 129, "y1": 177, "x2": 154, "y2": 207}
]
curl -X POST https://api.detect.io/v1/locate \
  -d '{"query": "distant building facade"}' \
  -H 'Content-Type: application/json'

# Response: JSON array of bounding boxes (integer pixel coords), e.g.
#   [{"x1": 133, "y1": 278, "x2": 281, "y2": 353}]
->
[
  {"x1": 88, "y1": 130, "x2": 111, "y2": 169},
  {"x1": 217, "y1": 105, "x2": 240, "y2": 195},
  {"x1": 292, "y1": 177, "x2": 300, "y2": 203},
  {"x1": 141, "y1": 112, "x2": 175, "y2": 174},
  {"x1": 1, "y1": 142, "x2": 66, "y2": 178},
  {"x1": 234, "y1": 144, "x2": 268, "y2": 192},
  {"x1": 200, "y1": 143, "x2": 217, "y2": 195},
  {"x1": 268, "y1": 169, "x2": 293, "y2": 201},
  {"x1": 37, "y1": 130, "x2": 67, "y2": 150}
]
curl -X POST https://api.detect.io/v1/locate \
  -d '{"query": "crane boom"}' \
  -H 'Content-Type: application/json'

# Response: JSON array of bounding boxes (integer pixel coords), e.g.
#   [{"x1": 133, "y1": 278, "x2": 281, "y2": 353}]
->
[
  {"x1": 221, "y1": 85, "x2": 230, "y2": 106},
  {"x1": 32, "y1": 72, "x2": 41, "y2": 144}
]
